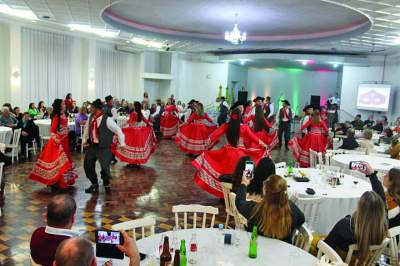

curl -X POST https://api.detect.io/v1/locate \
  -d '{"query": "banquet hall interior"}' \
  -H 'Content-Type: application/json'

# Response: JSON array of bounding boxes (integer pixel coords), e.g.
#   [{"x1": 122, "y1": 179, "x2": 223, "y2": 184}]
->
[{"x1": 2, "y1": 0, "x2": 400, "y2": 265}]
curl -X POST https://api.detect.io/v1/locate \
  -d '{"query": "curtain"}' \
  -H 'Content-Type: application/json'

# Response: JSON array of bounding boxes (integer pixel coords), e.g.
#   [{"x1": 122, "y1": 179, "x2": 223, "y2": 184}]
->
[
  {"x1": 95, "y1": 44, "x2": 132, "y2": 99},
  {"x1": 21, "y1": 27, "x2": 73, "y2": 111}
]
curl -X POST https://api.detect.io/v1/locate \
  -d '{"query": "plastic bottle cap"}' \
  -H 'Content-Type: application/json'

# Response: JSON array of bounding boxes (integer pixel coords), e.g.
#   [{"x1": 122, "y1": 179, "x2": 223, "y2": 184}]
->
[{"x1": 218, "y1": 224, "x2": 224, "y2": 230}]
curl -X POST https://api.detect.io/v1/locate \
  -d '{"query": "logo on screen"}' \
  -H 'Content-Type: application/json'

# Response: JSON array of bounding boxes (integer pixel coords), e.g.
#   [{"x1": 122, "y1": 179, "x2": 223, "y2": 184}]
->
[{"x1": 359, "y1": 89, "x2": 387, "y2": 105}]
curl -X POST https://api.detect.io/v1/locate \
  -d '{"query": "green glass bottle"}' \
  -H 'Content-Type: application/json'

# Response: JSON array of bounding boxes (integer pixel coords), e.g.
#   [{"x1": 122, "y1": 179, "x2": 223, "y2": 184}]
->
[
  {"x1": 180, "y1": 239, "x2": 187, "y2": 266},
  {"x1": 249, "y1": 226, "x2": 258, "y2": 259}
]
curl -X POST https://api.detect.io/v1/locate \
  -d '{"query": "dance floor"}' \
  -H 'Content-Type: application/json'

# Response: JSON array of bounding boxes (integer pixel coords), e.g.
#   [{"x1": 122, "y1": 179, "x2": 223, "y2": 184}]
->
[{"x1": 0, "y1": 140, "x2": 293, "y2": 265}]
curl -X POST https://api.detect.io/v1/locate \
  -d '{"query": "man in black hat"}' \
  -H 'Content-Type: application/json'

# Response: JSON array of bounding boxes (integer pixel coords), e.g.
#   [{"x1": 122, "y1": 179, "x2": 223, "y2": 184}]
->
[
  {"x1": 83, "y1": 99, "x2": 125, "y2": 194},
  {"x1": 251, "y1": 96, "x2": 264, "y2": 115},
  {"x1": 264, "y1": 96, "x2": 274, "y2": 118},
  {"x1": 104, "y1": 95, "x2": 117, "y2": 119},
  {"x1": 217, "y1": 96, "x2": 229, "y2": 126},
  {"x1": 278, "y1": 100, "x2": 293, "y2": 150}
]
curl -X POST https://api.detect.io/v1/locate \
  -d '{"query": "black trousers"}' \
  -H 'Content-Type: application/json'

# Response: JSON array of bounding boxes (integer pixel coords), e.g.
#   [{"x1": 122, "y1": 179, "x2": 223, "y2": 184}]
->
[
  {"x1": 84, "y1": 144, "x2": 112, "y2": 186},
  {"x1": 20, "y1": 135, "x2": 34, "y2": 155},
  {"x1": 278, "y1": 121, "x2": 291, "y2": 147}
]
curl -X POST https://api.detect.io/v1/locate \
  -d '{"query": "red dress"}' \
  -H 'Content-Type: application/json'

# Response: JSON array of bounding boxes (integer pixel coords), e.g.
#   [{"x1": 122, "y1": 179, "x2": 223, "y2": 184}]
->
[
  {"x1": 243, "y1": 114, "x2": 278, "y2": 150},
  {"x1": 160, "y1": 105, "x2": 180, "y2": 138},
  {"x1": 192, "y1": 124, "x2": 269, "y2": 198},
  {"x1": 28, "y1": 114, "x2": 77, "y2": 188},
  {"x1": 113, "y1": 112, "x2": 157, "y2": 164},
  {"x1": 175, "y1": 113, "x2": 217, "y2": 154},
  {"x1": 289, "y1": 120, "x2": 330, "y2": 167}
]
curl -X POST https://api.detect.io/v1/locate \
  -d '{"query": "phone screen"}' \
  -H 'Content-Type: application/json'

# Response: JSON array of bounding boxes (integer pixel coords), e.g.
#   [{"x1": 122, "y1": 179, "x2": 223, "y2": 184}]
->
[
  {"x1": 245, "y1": 161, "x2": 254, "y2": 179},
  {"x1": 95, "y1": 230, "x2": 124, "y2": 260},
  {"x1": 349, "y1": 161, "x2": 366, "y2": 171}
]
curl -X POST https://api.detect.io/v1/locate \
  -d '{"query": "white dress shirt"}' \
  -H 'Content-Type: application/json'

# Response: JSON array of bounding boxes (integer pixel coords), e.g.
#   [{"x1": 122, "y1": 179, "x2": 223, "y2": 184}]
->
[
  {"x1": 45, "y1": 226, "x2": 79, "y2": 237},
  {"x1": 151, "y1": 105, "x2": 161, "y2": 119},
  {"x1": 83, "y1": 115, "x2": 125, "y2": 147}
]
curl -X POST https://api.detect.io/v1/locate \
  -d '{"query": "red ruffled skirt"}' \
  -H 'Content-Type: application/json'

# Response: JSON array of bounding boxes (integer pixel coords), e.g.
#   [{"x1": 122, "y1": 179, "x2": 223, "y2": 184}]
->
[
  {"x1": 192, "y1": 145, "x2": 268, "y2": 198},
  {"x1": 160, "y1": 114, "x2": 179, "y2": 138},
  {"x1": 175, "y1": 123, "x2": 217, "y2": 154},
  {"x1": 289, "y1": 132, "x2": 330, "y2": 167},
  {"x1": 113, "y1": 126, "x2": 157, "y2": 164},
  {"x1": 28, "y1": 138, "x2": 77, "y2": 189}
]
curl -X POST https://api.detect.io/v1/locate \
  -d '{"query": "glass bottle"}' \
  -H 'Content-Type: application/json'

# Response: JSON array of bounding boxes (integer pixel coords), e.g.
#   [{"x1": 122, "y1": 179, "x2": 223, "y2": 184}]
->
[{"x1": 160, "y1": 236, "x2": 172, "y2": 266}]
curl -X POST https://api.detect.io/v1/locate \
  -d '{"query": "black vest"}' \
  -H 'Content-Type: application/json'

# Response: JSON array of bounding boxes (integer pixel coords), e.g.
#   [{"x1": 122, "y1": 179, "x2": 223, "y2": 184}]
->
[{"x1": 89, "y1": 114, "x2": 114, "y2": 149}]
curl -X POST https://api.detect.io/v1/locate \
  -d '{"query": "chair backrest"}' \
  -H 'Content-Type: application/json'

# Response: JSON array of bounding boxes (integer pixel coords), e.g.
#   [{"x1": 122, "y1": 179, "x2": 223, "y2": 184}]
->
[
  {"x1": 388, "y1": 226, "x2": 400, "y2": 265},
  {"x1": 345, "y1": 238, "x2": 390, "y2": 266},
  {"x1": 317, "y1": 152, "x2": 324, "y2": 166},
  {"x1": 325, "y1": 152, "x2": 333, "y2": 166},
  {"x1": 221, "y1": 182, "x2": 234, "y2": 216},
  {"x1": 0, "y1": 162, "x2": 4, "y2": 186},
  {"x1": 172, "y1": 204, "x2": 218, "y2": 229},
  {"x1": 332, "y1": 138, "x2": 341, "y2": 150},
  {"x1": 295, "y1": 197, "x2": 323, "y2": 230},
  {"x1": 11, "y1": 128, "x2": 22, "y2": 146},
  {"x1": 229, "y1": 192, "x2": 247, "y2": 227},
  {"x1": 275, "y1": 162, "x2": 287, "y2": 169},
  {"x1": 292, "y1": 225, "x2": 313, "y2": 252},
  {"x1": 317, "y1": 240, "x2": 344, "y2": 263},
  {"x1": 111, "y1": 217, "x2": 155, "y2": 241},
  {"x1": 309, "y1": 149, "x2": 318, "y2": 168}
]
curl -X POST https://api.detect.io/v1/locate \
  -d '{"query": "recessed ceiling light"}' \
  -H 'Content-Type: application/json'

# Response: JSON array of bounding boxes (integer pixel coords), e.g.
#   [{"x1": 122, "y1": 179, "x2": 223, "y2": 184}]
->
[
  {"x1": 0, "y1": 4, "x2": 37, "y2": 20},
  {"x1": 393, "y1": 36, "x2": 400, "y2": 45},
  {"x1": 296, "y1": 59, "x2": 315, "y2": 66},
  {"x1": 68, "y1": 24, "x2": 119, "y2": 38},
  {"x1": 240, "y1": 60, "x2": 246, "y2": 65},
  {"x1": 130, "y1": 37, "x2": 164, "y2": 49}
]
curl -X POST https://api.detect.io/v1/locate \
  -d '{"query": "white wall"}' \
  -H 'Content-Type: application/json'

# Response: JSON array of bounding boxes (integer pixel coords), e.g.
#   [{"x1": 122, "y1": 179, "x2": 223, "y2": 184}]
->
[
  {"x1": 228, "y1": 63, "x2": 248, "y2": 95},
  {"x1": 247, "y1": 68, "x2": 339, "y2": 115},
  {"x1": 0, "y1": 22, "x2": 10, "y2": 104}
]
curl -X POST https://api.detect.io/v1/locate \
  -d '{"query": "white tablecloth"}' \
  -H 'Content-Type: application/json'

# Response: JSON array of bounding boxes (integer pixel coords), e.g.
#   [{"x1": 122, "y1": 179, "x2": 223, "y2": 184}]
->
[
  {"x1": 33, "y1": 119, "x2": 75, "y2": 137},
  {"x1": 276, "y1": 168, "x2": 371, "y2": 234},
  {"x1": 99, "y1": 228, "x2": 317, "y2": 266},
  {"x1": 332, "y1": 154, "x2": 400, "y2": 172},
  {"x1": 0, "y1": 126, "x2": 12, "y2": 144}
]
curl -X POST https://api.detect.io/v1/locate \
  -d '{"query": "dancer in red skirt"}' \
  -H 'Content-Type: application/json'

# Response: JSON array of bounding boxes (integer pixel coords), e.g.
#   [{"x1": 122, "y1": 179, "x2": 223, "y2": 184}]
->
[
  {"x1": 113, "y1": 101, "x2": 157, "y2": 165},
  {"x1": 160, "y1": 101, "x2": 179, "y2": 138},
  {"x1": 28, "y1": 99, "x2": 77, "y2": 189},
  {"x1": 243, "y1": 105, "x2": 278, "y2": 150},
  {"x1": 289, "y1": 110, "x2": 330, "y2": 167},
  {"x1": 176, "y1": 103, "x2": 217, "y2": 155},
  {"x1": 192, "y1": 107, "x2": 269, "y2": 198}
]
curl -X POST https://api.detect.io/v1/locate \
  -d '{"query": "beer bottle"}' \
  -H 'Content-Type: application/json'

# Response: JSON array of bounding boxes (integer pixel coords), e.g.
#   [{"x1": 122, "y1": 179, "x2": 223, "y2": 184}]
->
[
  {"x1": 180, "y1": 239, "x2": 187, "y2": 266},
  {"x1": 160, "y1": 236, "x2": 172, "y2": 266},
  {"x1": 249, "y1": 226, "x2": 258, "y2": 259},
  {"x1": 173, "y1": 250, "x2": 180, "y2": 266}
]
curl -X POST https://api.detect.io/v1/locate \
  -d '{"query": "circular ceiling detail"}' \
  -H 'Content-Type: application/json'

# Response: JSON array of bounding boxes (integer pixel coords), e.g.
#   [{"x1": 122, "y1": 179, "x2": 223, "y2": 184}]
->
[{"x1": 102, "y1": 0, "x2": 371, "y2": 45}]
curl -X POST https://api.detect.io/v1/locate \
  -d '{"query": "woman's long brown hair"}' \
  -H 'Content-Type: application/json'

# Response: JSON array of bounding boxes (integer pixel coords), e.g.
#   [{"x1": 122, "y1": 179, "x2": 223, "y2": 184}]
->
[
  {"x1": 388, "y1": 168, "x2": 400, "y2": 205},
  {"x1": 252, "y1": 175, "x2": 292, "y2": 239},
  {"x1": 254, "y1": 105, "x2": 266, "y2": 133}
]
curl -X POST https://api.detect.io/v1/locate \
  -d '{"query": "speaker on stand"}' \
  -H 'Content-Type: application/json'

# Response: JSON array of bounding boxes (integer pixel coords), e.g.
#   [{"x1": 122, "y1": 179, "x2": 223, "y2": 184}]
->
[{"x1": 238, "y1": 91, "x2": 248, "y2": 105}]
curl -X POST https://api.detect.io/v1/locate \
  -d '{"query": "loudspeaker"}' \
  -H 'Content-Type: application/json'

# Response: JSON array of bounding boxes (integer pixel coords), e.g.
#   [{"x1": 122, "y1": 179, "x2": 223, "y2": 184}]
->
[
  {"x1": 310, "y1": 95, "x2": 321, "y2": 109},
  {"x1": 238, "y1": 91, "x2": 248, "y2": 105}
]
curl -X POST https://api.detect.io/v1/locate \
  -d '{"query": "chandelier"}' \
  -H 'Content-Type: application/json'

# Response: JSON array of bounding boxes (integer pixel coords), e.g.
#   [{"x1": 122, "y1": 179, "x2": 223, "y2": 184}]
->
[{"x1": 225, "y1": 13, "x2": 246, "y2": 45}]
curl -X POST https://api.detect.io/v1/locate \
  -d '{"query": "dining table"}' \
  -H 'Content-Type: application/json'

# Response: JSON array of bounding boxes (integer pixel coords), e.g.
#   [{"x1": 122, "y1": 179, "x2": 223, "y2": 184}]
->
[
  {"x1": 97, "y1": 228, "x2": 318, "y2": 266},
  {"x1": 33, "y1": 119, "x2": 75, "y2": 138},
  {"x1": 276, "y1": 167, "x2": 371, "y2": 234},
  {"x1": 331, "y1": 154, "x2": 400, "y2": 172},
  {"x1": 0, "y1": 126, "x2": 13, "y2": 144}
]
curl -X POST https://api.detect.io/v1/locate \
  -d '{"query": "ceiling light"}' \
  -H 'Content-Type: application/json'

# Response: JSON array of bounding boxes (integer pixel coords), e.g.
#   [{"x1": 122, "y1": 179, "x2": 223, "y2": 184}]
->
[
  {"x1": 68, "y1": 24, "x2": 119, "y2": 38},
  {"x1": 296, "y1": 59, "x2": 315, "y2": 66},
  {"x1": 240, "y1": 60, "x2": 246, "y2": 65},
  {"x1": 225, "y1": 13, "x2": 246, "y2": 45},
  {"x1": 332, "y1": 63, "x2": 339, "y2": 68},
  {"x1": 130, "y1": 38, "x2": 164, "y2": 49},
  {"x1": 0, "y1": 4, "x2": 37, "y2": 20},
  {"x1": 392, "y1": 36, "x2": 400, "y2": 45}
]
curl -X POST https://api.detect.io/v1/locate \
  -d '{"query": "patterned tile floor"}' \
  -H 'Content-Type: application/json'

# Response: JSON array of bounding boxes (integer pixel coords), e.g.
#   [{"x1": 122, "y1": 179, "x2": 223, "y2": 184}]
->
[{"x1": 0, "y1": 140, "x2": 293, "y2": 265}]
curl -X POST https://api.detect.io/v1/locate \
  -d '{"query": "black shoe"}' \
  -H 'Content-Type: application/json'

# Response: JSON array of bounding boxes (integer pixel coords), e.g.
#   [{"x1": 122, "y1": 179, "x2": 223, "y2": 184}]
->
[
  {"x1": 104, "y1": 186, "x2": 112, "y2": 194},
  {"x1": 85, "y1": 184, "x2": 99, "y2": 194}
]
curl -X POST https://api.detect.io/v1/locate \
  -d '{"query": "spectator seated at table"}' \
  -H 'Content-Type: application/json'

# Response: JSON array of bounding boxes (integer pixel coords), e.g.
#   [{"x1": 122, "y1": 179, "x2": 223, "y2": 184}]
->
[
  {"x1": 18, "y1": 112, "x2": 40, "y2": 157},
  {"x1": 235, "y1": 174, "x2": 305, "y2": 243},
  {"x1": 364, "y1": 114, "x2": 375, "y2": 129},
  {"x1": 393, "y1": 117, "x2": 400, "y2": 134},
  {"x1": 54, "y1": 231, "x2": 140, "y2": 266},
  {"x1": 247, "y1": 157, "x2": 276, "y2": 197},
  {"x1": 2, "y1": 103, "x2": 16, "y2": 119},
  {"x1": 68, "y1": 106, "x2": 88, "y2": 150},
  {"x1": 324, "y1": 190, "x2": 388, "y2": 263},
  {"x1": 389, "y1": 136, "x2": 400, "y2": 160},
  {"x1": 13, "y1": 106, "x2": 23, "y2": 122},
  {"x1": 42, "y1": 107, "x2": 53, "y2": 119},
  {"x1": 0, "y1": 107, "x2": 18, "y2": 128},
  {"x1": 372, "y1": 116, "x2": 386, "y2": 133},
  {"x1": 339, "y1": 129, "x2": 359, "y2": 150},
  {"x1": 359, "y1": 129, "x2": 375, "y2": 152},
  {"x1": 334, "y1": 122, "x2": 351, "y2": 136},
  {"x1": 381, "y1": 128, "x2": 394, "y2": 145},
  {"x1": 28, "y1": 102, "x2": 40, "y2": 119},
  {"x1": 219, "y1": 156, "x2": 252, "y2": 194},
  {"x1": 351, "y1": 114, "x2": 364, "y2": 130},
  {"x1": 30, "y1": 195, "x2": 78, "y2": 266}
]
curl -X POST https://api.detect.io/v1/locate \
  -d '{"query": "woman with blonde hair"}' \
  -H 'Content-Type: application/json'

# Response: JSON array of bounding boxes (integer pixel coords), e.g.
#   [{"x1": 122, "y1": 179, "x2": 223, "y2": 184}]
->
[
  {"x1": 235, "y1": 174, "x2": 305, "y2": 242},
  {"x1": 359, "y1": 129, "x2": 375, "y2": 151},
  {"x1": 324, "y1": 191, "x2": 387, "y2": 264}
]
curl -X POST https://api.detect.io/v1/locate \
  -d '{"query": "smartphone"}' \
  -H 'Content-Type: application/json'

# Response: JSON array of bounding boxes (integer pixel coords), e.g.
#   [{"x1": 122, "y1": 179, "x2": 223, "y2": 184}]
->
[
  {"x1": 95, "y1": 230, "x2": 124, "y2": 260},
  {"x1": 245, "y1": 161, "x2": 254, "y2": 179},
  {"x1": 349, "y1": 161, "x2": 366, "y2": 172}
]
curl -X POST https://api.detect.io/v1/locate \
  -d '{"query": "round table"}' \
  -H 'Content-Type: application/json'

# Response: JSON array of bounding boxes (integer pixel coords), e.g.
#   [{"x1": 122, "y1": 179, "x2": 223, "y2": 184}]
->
[
  {"x1": 99, "y1": 228, "x2": 317, "y2": 266},
  {"x1": 276, "y1": 168, "x2": 371, "y2": 234},
  {"x1": 0, "y1": 126, "x2": 12, "y2": 144},
  {"x1": 33, "y1": 119, "x2": 75, "y2": 137},
  {"x1": 332, "y1": 154, "x2": 400, "y2": 172}
]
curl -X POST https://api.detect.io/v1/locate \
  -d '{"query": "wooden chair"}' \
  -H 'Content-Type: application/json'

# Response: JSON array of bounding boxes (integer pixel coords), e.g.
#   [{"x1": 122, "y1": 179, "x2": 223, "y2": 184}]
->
[
  {"x1": 345, "y1": 238, "x2": 390, "y2": 266},
  {"x1": 25, "y1": 139, "x2": 37, "y2": 159},
  {"x1": 309, "y1": 149, "x2": 318, "y2": 168},
  {"x1": 79, "y1": 124, "x2": 87, "y2": 153},
  {"x1": 318, "y1": 152, "x2": 324, "y2": 166},
  {"x1": 221, "y1": 182, "x2": 235, "y2": 229},
  {"x1": 388, "y1": 226, "x2": 400, "y2": 266},
  {"x1": 295, "y1": 197, "x2": 323, "y2": 232},
  {"x1": 292, "y1": 225, "x2": 313, "y2": 252},
  {"x1": 317, "y1": 240, "x2": 344, "y2": 263},
  {"x1": 111, "y1": 217, "x2": 155, "y2": 241},
  {"x1": 5, "y1": 128, "x2": 21, "y2": 163},
  {"x1": 229, "y1": 192, "x2": 247, "y2": 228},
  {"x1": 172, "y1": 204, "x2": 218, "y2": 229},
  {"x1": 275, "y1": 162, "x2": 287, "y2": 169}
]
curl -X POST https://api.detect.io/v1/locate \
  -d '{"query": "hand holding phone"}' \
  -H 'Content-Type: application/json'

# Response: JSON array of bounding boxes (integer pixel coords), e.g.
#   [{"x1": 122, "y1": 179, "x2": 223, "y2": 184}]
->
[
  {"x1": 244, "y1": 161, "x2": 254, "y2": 180},
  {"x1": 349, "y1": 161, "x2": 374, "y2": 175},
  {"x1": 96, "y1": 230, "x2": 124, "y2": 260}
]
